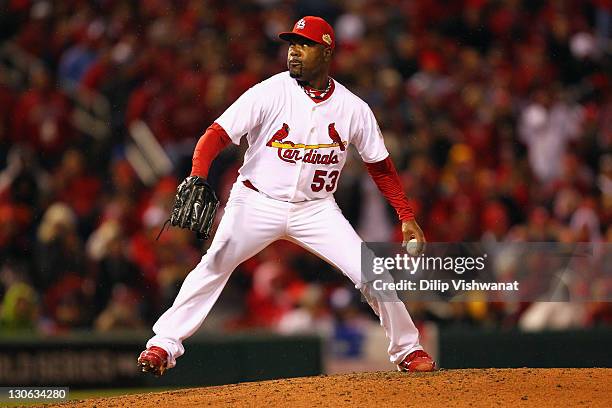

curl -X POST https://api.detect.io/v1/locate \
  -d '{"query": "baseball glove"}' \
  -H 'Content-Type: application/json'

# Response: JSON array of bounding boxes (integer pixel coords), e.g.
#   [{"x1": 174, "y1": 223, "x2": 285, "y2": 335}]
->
[{"x1": 169, "y1": 175, "x2": 219, "y2": 240}]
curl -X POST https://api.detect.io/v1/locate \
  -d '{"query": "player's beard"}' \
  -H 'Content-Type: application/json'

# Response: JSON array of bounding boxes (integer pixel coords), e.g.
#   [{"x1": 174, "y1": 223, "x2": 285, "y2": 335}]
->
[
  {"x1": 287, "y1": 60, "x2": 304, "y2": 79},
  {"x1": 288, "y1": 62, "x2": 303, "y2": 79}
]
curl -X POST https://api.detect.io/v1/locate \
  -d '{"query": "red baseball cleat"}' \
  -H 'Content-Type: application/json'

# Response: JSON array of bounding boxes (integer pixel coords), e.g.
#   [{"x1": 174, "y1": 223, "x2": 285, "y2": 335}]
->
[
  {"x1": 137, "y1": 346, "x2": 169, "y2": 377},
  {"x1": 397, "y1": 350, "x2": 436, "y2": 372}
]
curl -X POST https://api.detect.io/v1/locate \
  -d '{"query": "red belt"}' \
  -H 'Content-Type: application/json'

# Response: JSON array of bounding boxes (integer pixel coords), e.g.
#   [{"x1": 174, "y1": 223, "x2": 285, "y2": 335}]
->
[{"x1": 242, "y1": 180, "x2": 259, "y2": 192}]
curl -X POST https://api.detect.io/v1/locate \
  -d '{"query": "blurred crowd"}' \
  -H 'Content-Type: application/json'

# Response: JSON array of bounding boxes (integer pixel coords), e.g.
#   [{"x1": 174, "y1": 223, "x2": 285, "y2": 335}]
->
[{"x1": 0, "y1": 0, "x2": 611, "y2": 341}]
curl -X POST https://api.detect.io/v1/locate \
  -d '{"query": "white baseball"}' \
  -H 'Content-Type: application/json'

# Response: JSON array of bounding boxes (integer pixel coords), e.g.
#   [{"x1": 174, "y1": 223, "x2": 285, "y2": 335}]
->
[{"x1": 405, "y1": 238, "x2": 420, "y2": 256}]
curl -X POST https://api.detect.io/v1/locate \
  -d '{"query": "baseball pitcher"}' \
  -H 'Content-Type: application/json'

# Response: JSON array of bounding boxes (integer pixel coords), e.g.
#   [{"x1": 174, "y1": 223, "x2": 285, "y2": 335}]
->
[{"x1": 138, "y1": 16, "x2": 435, "y2": 376}]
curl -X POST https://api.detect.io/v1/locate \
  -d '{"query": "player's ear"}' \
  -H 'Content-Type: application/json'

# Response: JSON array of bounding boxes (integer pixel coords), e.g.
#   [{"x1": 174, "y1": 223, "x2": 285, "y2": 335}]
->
[{"x1": 323, "y1": 46, "x2": 333, "y2": 62}]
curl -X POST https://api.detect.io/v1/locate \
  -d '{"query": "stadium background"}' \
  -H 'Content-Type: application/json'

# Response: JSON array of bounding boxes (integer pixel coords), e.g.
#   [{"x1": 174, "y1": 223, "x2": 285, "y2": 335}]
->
[{"x1": 0, "y1": 0, "x2": 610, "y2": 396}]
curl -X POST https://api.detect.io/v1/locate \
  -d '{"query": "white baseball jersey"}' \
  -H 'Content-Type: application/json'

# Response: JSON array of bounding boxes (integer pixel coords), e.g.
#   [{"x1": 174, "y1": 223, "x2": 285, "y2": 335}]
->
[{"x1": 215, "y1": 72, "x2": 389, "y2": 202}]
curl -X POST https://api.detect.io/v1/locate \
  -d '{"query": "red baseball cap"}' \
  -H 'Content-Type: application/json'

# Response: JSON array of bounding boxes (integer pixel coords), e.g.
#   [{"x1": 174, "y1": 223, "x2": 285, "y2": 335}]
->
[{"x1": 279, "y1": 16, "x2": 335, "y2": 49}]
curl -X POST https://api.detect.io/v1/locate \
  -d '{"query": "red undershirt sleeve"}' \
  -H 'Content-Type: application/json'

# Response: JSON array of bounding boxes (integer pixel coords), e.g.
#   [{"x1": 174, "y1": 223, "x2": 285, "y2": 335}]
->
[
  {"x1": 365, "y1": 156, "x2": 415, "y2": 222},
  {"x1": 190, "y1": 122, "x2": 232, "y2": 178}
]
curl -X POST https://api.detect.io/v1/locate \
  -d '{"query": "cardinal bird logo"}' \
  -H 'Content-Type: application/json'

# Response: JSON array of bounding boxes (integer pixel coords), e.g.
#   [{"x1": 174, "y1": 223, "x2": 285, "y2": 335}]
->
[
  {"x1": 266, "y1": 123, "x2": 290, "y2": 147},
  {"x1": 328, "y1": 123, "x2": 345, "y2": 151}
]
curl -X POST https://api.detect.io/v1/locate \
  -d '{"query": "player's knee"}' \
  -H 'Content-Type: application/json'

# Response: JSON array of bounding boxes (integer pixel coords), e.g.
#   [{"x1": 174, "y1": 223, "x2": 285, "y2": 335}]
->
[{"x1": 198, "y1": 241, "x2": 233, "y2": 273}]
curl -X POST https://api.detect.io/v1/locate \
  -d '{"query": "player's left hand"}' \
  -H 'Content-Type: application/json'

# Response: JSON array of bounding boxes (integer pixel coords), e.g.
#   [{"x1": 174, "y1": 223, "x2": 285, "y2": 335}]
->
[
  {"x1": 169, "y1": 176, "x2": 220, "y2": 240},
  {"x1": 401, "y1": 219, "x2": 426, "y2": 255}
]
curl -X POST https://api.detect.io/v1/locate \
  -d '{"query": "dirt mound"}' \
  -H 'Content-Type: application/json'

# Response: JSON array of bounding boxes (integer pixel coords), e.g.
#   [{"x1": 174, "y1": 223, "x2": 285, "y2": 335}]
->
[{"x1": 49, "y1": 368, "x2": 610, "y2": 408}]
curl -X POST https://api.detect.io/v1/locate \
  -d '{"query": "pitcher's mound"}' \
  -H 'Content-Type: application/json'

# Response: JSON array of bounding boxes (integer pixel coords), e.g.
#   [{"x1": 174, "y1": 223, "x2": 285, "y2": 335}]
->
[{"x1": 54, "y1": 368, "x2": 610, "y2": 407}]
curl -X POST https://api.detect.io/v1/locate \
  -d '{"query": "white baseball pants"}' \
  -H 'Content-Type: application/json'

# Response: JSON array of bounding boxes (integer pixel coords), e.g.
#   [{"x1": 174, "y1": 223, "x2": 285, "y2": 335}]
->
[{"x1": 147, "y1": 181, "x2": 423, "y2": 367}]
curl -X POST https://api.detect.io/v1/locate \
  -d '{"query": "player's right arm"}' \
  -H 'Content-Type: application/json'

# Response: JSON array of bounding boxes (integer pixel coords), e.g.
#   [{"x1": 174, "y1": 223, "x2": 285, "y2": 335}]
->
[{"x1": 352, "y1": 102, "x2": 426, "y2": 253}]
